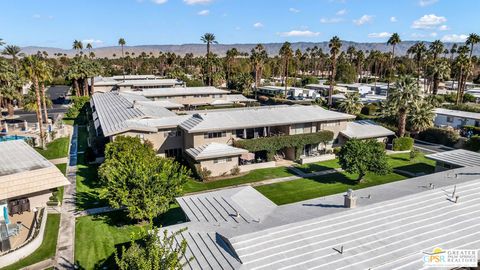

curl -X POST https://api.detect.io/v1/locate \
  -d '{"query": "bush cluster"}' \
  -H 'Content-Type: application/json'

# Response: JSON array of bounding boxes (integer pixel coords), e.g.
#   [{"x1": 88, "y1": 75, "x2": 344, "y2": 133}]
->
[
  {"x1": 393, "y1": 137, "x2": 414, "y2": 151},
  {"x1": 464, "y1": 135, "x2": 480, "y2": 152},
  {"x1": 66, "y1": 96, "x2": 90, "y2": 118},
  {"x1": 418, "y1": 127, "x2": 459, "y2": 146}
]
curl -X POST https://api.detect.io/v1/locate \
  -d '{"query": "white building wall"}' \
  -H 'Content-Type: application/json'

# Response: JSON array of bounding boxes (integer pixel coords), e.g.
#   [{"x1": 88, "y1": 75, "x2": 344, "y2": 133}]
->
[{"x1": 434, "y1": 114, "x2": 478, "y2": 129}]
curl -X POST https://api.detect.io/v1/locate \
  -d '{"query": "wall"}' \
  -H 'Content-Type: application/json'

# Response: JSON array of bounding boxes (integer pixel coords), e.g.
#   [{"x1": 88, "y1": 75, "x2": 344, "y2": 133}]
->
[
  {"x1": 199, "y1": 156, "x2": 239, "y2": 177},
  {"x1": 120, "y1": 129, "x2": 183, "y2": 155},
  {"x1": 239, "y1": 161, "x2": 276, "y2": 173},
  {"x1": 299, "y1": 154, "x2": 336, "y2": 165},
  {"x1": 0, "y1": 208, "x2": 47, "y2": 268},
  {"x1": 434, "y1": 114, "x2": 478, "y2": 129},
  {"x1": 184, "y1": 131, "x2": 234, "y2": 149}
]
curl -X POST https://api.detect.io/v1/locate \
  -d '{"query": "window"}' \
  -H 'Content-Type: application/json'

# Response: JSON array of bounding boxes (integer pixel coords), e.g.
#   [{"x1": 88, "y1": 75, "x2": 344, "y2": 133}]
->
[
  {"x1": 165, "y1": 148, "x2": 182, "y2": 158},
  {"x1": 214, "y1": 157, "x2": 231, "y2": 164},
  {"x1": 204, "y1": 131, "x2": 227, "y2": 139},
  {"x1": 164, "y1": 130, "x2": 181, "y2": 138},
  {"x1": 475, "y1": 121, "x2": 480, "y2": 127},
  {"x1": 447, "y1": 116, "x2": 454, "y2": 123}
]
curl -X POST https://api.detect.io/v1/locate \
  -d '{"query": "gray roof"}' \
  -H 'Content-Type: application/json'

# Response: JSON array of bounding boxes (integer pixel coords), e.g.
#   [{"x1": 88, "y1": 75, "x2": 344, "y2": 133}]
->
[
  {"x1": 0, "y1": 140, "x2": 51, "y2": 176},
  {"x1": 341, "y1": 120, "x2": 395, "y2": 139},
  {"x1": 137, "y1": 100, "x2": 184, "y2": 109},
  {"x1": 185, "y1": 143, "x2": 248, "y2": 161},
  {"x1": 116, "y1": 79, "x2": 184, "y2": 87},
  {"x1": 225, "y1": 95, "x2": 257, "y2": 103},
  {"x1": 180, "y1": 105, "x2": 355, "y2": 133},
  {"x1": 434, "y1": 108, "x2": 480, "y2": 120},
  {"x1": 139, "y1": 86, "x2": 230, "y2": 97},
  {"x1": 426, "y1": 149, "x2": 480, "y2": 167},
  {"x1": 111, "y1": 74, "x2": 160, "y2": 80},
  {"x1": 91, "y1": 92, "x2": 176, "y2": 136},
  {"x1": 165, "y1": 166, "x2": 480, "y2": 269}
]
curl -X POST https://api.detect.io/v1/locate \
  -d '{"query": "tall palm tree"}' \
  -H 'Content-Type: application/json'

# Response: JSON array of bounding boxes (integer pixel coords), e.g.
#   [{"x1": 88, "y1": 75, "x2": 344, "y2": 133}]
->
[
  {"x1": 455, "y1": 45, "x2": 471, "y2": 104},
  {"x1": 2, "y1": 45, "x2": 22, "y2": 71},
  {"x1": 250, "y1": 44, "x2": 268, "y2": 99},
  {"x1": 118, "y1": 38, "x2": 126, "y2": 80},
  {"x1": 466, "y1": 33, "x2": 480, "y2": 58},
  {"x1": 72, "y1": 40, "x2": 83, "y2": 55},
  {"x1": 354, "y1": 50, "x2": 365, "y2": 82},
  {"x1": 37, "y1": 60, "x2": 52, "y2": 123},
  {"x1": 407, "y1": 42, "x2": 427, "y2": 87},
  {"x1": 338, "y1": 93, "x2": 363, "y2": 115},
  {"x1": 200, "y1": 33, "x2": 218, "y2": 86},
  {"x1": 21, "y1": 56, "x2": 46, "y2": 148},
  {"x1": 328, "y1": 36, "x2": 342, "y2": 107},
  {"x1": 429, "y1": 40, "x2": 444, "y2": 94},
  {"x1": 279, "y1": 42, "x2": 293, "y2": 97},
  {"x1": 0, "y1": 38, "x2": 5, "y2": 47},
  {"x1": 449, "y1": 43, "x2": 458, "y2": 61},
  {"x1": 346, "y1": 46, "x2": 356, "y2": 62},
  {"x1": 387, "y1": 33, "x2": 401, "y2": 90},
  {"x1": 383, "y1": 76, "x2": 420, "y2": 137},
  {"x1": 225, "y1": 48, "x2": 239, "y2": 83}
]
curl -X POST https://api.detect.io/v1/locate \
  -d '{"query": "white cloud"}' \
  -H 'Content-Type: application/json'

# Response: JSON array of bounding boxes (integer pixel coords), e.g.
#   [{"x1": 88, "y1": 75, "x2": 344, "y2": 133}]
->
[
  {"x1": 253, "y1": 22, "x2": 263, "y2": 28},
  {"x1": 368, "y1": 32, "x2": 392, "y2": 38},
  {"x1": 353, "y1": 15, "x2": 373, "y2": 25},
  {"x1": 197, "y1": 9, "x2": 209, "y2": 16},
  {"x1": 336, "y1": 9, "x2": 347, "y2": 16},
  {"x1": 184, "y1": 0, "x2": 212, "y2": 5},
  {"x1": 419, "y1": 0, "x2": 438, "y2": 7},
  {"x1": 279, "y1": 30, "x2": 320, "y2": 37},
  {"x1": 412, "y1": 14, "x2": 447, "y2": 29},
  {"x1": 390, "y1": 16, "x2": 397, "y2": 22},
  {"x1": 411, "y1": 32, "x2": 438, "y2": 38},
  {"x1": 151, "y1": 0, "x2": 167, "y2": 4},
  {"x1": 32, "y1": 14, "x2": 54, "y2": 20},
  {"x1": 441, "y1": 34, "x2": 468, "y2": 42},
  {"x1": 289, "y1": 8, "x2": 300, "y2": 13},
  {"x1": 82, "y1": 39, "x2": 103, "y2": 45},
  {"x1": 438, "y1": 24, "x2": 449, "y2": 31},
  {"x1": 320, "y1": 17, "x2": 343, "y2": 24}
]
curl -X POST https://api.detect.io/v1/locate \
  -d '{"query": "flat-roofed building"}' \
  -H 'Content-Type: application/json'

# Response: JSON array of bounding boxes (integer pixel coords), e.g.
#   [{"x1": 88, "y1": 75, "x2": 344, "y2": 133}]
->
[
  {"x1": 426, "y1": 149, "x2": 480, "y2": 172},
  {"x1": 164, "y1": 165, "x2": 480, "y2": 269},
  {"x1": 434, "y1": 108, "x2": 480, "y2": 129},
  {"x1": 91, "y1": 75, "x2": 185, "y2": 92}
]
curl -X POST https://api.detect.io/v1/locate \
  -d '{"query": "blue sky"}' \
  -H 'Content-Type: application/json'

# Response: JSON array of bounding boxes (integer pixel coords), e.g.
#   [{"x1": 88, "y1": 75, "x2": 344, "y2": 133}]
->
[{"x1": 0, "y1": 0, "x2": 479, "y2": 48}]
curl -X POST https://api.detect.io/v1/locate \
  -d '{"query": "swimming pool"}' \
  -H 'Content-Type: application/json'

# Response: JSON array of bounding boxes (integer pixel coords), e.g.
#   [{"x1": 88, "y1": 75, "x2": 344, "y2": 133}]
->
[{"x1": 0, "y1": 134, "x2": 27, "y2": 142}]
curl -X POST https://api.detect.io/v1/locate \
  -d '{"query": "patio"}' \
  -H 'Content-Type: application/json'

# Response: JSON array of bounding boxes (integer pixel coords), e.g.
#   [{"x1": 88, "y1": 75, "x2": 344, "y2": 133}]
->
[{"x1": 0, "y1": 210, "x2": 37, "y2": 254}]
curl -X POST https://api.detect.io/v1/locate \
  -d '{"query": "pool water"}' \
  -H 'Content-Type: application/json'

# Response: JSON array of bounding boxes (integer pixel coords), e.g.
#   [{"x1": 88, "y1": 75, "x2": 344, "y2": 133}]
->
[{"x1": 0, "y1": 134, "x2": 27, "y2": 142}]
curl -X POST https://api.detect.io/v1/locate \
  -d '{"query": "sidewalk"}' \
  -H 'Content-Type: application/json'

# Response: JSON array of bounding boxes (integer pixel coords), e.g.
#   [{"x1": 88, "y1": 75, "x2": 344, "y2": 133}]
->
[
  {"x1": 49, "y1": 157, "x2": 69, "y2": 165},
  {"x1": 55, "y1": 125, "x2": 78, "y2": 269}
]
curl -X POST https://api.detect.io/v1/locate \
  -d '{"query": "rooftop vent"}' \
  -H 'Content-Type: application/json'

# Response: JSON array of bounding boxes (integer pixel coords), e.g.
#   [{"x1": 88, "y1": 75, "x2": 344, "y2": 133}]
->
[{"x1": 344, "y1": 189, "x2": 357, "y2": 208}]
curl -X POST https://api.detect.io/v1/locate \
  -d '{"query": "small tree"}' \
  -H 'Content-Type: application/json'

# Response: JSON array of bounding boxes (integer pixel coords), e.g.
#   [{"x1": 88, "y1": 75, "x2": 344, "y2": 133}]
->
[
  {"x1": 338, "y1": 139, "x2": 391, "y2": 182},
  {"x1": 115, "y1": 227, "x2": 191, "y2": 270},
  {"x1": 99, "y1": 136, "x2": 191, "y2": 222}
]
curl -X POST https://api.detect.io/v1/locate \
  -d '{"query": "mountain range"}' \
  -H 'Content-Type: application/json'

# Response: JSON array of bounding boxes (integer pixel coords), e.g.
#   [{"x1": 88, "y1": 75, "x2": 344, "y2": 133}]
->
[{"x1": 19, "y1": 41, "x2": 479, "y2": 58}]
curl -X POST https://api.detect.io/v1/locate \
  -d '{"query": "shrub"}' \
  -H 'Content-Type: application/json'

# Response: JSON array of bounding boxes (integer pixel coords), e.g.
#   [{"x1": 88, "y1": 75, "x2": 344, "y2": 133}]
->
[
  {"x1": 393, "y1": 137, "x2": 414, "y2": 151},
  {"x1": 230, "y1": 166, "x2": 240, "y2": 176},
  {"x1": 360, "y1": 104, "x2": 379, "y2": 116},
  {"x1": 66, "y1": 96, "x2": 90, "y2": 118},
  {"x1": 418, "y1": 127, "x2": 459, "y2": 146},
  {"x1": 442, "y1": 103, "x2": 480, "y2": 113},
  {"x1": 333, "y1": 147, "x2": 341, "y2": 155},
  {"x1": 409, "y1": 149, "x2": 420, "y2": 161},
  {"x1": 301, "y1": 76, "x2": 319, "y2": 86},
  {"x1": 197, "y1": 167, "x2": 212, "y2": 181},
  {"x1": 461, "y1": 125, "x2": 480, "y2": 137},
  {"x1": 464, "y1": 135, "x2": 480, "y2": 152}
]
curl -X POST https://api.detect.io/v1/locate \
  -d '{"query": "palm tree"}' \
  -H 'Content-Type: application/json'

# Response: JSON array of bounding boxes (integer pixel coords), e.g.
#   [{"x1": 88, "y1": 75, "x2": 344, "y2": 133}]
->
[
  {"x1": 250, "y1": 44, "x2": 268, "y2": 99},
  {"x1": 387, "y1": 33, "x2": 401, "y2": 90},
  {"x1": 430, "y1": 58, "x2": 450, "y2": 96},
  {"x1": 21, "y1": 56, "x2": 46, "y2": 148},
  {"x1": 455, "y1": 46, "x2": 471, "y2": 104},
  {"x1": 2, "y1": 45, "x2": 22, "y2": 71},
  {"x1": 200, "y1": 33, "x2": 218, "y2": 86},
  {"x1": 428, "y1": 40, "x2": 444, "y2": 95},
  {"x1": 118, "y1": 38, "x2": 126, "y2": 80},
  {"x1": 0, "y1": 38, "x2": 5, "y2": 47},
  {"x1": 328, "y1": 36, "x2": 342, "y2": 107},
  {"x1": 354, "y1": 50, "x2": 365, "y2": 82},
  {"x1": 407, "y1": 42, "x2": 427, "y2": 87},
  {"x1": 409, "y1": 101, "x2": 434, "y2": 134},
  {"x1": 225, "y1": 48, "x2": 239, "y2": 83},
  {"x1": 383, "y1": 76, "x2": 420, "y2": 137},
  {"x1": 449, "y1": 44, "x2": 458, "y2": 61},
  {"x1": 279, "y1": 42, "x2": 293, "y2": 97},
  {"x1": 37, "y1": 60, "x2": 52, "y2": 123},
  {"x1": 466, "y1": 33, "x2": 480, "y2": 58},
  {"x1": 346, "y1": 46, "x2": 356, "y2": 62},
  {"x1": 339, "y1": 93, "x2": 363, "y2": 115},
  {"x1": 72, "y1": 40, "x2": 83, "y2": 55}
]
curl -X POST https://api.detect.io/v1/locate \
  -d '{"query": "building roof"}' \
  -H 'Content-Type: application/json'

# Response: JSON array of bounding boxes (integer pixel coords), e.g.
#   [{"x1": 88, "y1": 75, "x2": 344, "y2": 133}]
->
[
  {"x1": 111, "y1": 75, "x2": 160, "y2": 80},
  {"x1": 164, "y1": 166, "x2": 480, "y2": 269},
  {"x1": 426, "y1": 149, "x2": 480, "y2": 167},
  {"x1": 185, "y1": 143, "x2": 248, "y2": 161},
  {"x1": 116, "y1": 79, "x2": 184, "y2": 87},
  {"x1": 0, "y1": 140, "x2": 69, "y2": 200},
  {"x1": 91, "y1": 92, "x2": 176, "y2": 136},
  {"x1": 434, "y1": 108, "x2": 480, "y2": 121},
  {"x1": 139, "y1": 86, "x2": 230, "y2": 97},
  {"x1": 224, "y1": 94, "x2": 256, "y2": 103},
  {"x1": 180, "y1": 105, "x2": 355, "y2": 133},
  {"x1": 341, "y1": 120, "x2": 395, "y2": 139}
]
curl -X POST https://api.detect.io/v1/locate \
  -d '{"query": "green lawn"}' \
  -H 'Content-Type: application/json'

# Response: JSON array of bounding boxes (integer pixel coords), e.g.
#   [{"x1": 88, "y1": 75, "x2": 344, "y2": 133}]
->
[
  {"x1": 35, "y1": 137, "x2": 70, "y2": 160},
  {"x1": 54, "y1": 163, "x2": 67, "y2": 203},
  {"x1": 76, "y1": 154, "x2": 107, "y2": 211},
  {"x1": 184, "y1": 166, "x2": 295, "y2": 193},
  {"x1": 1, "y1": 214, "x2": 60, "y2": 270},
  {"x1": 75, "y1": 206, "x2": 186, "y2": 269},
  {"x1": 255, "y1": 153, "x2": 436, "y2": 205},
  {"x1": 77, "y1": 126, "x2": 88, "y2": 153},
  {"x1": 295, "y1": 158, "x2": 341, "y2": 173}
]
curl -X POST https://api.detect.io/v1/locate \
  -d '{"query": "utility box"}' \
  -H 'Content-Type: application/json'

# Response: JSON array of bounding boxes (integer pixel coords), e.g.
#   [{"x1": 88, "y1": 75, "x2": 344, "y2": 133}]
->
[{"x1": 344, "y1": 189, "x2": 357, "y2": 208}]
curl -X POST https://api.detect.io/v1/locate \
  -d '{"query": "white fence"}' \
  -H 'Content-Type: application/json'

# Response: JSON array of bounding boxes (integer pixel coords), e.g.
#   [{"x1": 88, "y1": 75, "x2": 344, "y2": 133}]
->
[
  {"x1": 239, "y1": 161, "x2": 276, "y2": 173},
  {"x1": 299, "y1": 154, "x2": 336, "y2": 165}
]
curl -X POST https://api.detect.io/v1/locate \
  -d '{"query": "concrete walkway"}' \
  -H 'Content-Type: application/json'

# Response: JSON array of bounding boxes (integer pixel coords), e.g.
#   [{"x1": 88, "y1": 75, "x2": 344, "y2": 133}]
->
[
  {"x1": 75, "y1": 206, "x2": 123, "y2": 218},
  {"x1": 55, "y1": 125, "x2": 78, "y2": 269},
  {"x1": 49, "y1": 157, "x2": 69, "y2": 165}
]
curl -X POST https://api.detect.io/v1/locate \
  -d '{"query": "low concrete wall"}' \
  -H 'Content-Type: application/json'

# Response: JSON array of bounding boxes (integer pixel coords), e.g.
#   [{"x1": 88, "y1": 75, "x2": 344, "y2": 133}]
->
[
  {"x1": 299, "y1": 154, "x2": 336, "y2": 165},
  {"x1": 0, "y1": 208, "x2": 48, "y2": 268},
  {"x1": 239, "y1": 161, "x2": 276, "y2": 173}
]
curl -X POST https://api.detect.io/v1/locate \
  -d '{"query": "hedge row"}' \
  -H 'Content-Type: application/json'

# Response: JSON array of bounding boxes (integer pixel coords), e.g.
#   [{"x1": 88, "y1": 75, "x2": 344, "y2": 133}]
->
[
  {"x1": 393, "y1": 137, "x2": 414, "y2": 151},
  {"x1": 234, "y1": 131, "x2": 334, "y2": 160},
  {"x1": 465, "y1": 135, "x2": 480, "y2": 152},
  {"x1": 418, "y1": 127, "x2": 459, "y2": 147}
]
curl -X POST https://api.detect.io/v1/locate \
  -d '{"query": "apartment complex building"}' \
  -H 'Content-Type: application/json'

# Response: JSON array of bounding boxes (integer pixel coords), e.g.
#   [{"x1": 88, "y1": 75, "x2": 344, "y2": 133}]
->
[{"x1": 91, "y1": 91, "x2": 394, "y2": 177}]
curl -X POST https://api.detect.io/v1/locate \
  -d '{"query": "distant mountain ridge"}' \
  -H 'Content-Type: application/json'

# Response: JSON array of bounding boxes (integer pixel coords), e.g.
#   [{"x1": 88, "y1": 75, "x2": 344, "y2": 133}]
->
[{"x1": 20, "y1": 41, "x2": 479, "y2": 58}]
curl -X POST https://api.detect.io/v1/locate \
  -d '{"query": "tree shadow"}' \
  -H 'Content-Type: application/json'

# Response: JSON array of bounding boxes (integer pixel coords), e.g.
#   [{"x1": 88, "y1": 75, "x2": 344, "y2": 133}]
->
[
  {"x1": 297, "y1": 164, "x2": 334, "y2": 173},
  {"x1": 304, "y1": 172, "x2": 358, "y2": 185},
  {"x1": 396, "y1": 163, "x2": 434, "y2": 175}
]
